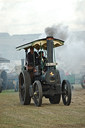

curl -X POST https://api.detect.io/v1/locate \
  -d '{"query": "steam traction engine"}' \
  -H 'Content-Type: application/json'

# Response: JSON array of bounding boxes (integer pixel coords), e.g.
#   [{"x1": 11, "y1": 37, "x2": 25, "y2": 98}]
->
[{"x1": 16, "y1": 37, "x2": 72, "y2": 107}]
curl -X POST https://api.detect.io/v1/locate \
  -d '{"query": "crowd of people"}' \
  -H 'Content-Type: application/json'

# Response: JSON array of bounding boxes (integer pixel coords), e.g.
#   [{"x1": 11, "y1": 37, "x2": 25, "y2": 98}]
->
[
  {"x1": 26, "y1": 46, "x2": 46, "y2": 68},
  {"x1": 25, "y1": 46, "x2": 47, "y2": 82}
]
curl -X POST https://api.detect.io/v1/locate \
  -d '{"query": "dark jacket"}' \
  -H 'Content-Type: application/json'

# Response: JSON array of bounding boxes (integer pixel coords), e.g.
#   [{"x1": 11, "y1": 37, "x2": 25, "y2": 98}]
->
[{"x1": 27, "y1": 51, "x2": 38, "y2": 66}]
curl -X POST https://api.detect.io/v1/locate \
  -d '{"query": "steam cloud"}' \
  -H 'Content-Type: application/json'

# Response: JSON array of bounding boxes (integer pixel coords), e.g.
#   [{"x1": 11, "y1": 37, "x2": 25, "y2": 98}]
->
[{"x1": 45, "y1": 24, "x2": 85, "y2": 74}]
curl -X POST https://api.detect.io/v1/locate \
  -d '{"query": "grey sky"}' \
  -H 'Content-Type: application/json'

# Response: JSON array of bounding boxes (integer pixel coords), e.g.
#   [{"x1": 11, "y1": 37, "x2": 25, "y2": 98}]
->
[{"x1": 0, "y1": 0, "x2": 85, "y2": 35}]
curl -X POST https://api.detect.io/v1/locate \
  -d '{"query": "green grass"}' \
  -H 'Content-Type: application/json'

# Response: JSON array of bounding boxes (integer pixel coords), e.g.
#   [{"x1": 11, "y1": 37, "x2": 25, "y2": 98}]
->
[
  {"x1": 1, "y1": 89, "x2": 15, "y2": 93},
  {"x1": 0, "y1": 88, "x2": 85, "y2": 128}
]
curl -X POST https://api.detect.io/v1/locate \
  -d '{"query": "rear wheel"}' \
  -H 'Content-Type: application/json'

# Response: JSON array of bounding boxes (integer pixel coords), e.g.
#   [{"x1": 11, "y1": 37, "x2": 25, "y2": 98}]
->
[
  {"x1": 49, "y1": 94, "x2": 61, "y2": 104},
  {"x1": 62, "y1": 80, "x2": 71, "y2": 106},
  {"x1": 33, "y1": 80, "x2": 42, "y2": 107},
  {"x1": 19, "y1": 70, "x2": 31, "y2": 105}
]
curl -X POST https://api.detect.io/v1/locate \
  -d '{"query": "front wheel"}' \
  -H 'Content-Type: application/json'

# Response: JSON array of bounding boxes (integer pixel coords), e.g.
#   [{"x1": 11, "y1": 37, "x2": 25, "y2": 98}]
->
[
  {"x1": 33, "y1": 80, "x2": 42, "y2": 107},
  {"x1": 62, "y1": 80, "x2": 71, "y2": 106}
]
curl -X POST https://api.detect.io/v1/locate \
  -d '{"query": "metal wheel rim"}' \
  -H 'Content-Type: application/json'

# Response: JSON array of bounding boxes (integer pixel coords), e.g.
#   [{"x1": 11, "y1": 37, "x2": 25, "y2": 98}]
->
[
  {"x1": 63, "y1": 83, "x2": 69, "y2": 102},
  {"x1": 33, "y1": 81, "x2": 42, "y2": 106},
  {"x1": 19, "y1": 73, "x2": 25, "y2": 101}
]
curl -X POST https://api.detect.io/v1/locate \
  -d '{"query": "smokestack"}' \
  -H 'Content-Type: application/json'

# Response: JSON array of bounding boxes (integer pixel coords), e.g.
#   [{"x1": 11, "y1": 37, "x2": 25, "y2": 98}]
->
[{"x1": 46, "y1": 37, "x2": 54, "y2": 63}]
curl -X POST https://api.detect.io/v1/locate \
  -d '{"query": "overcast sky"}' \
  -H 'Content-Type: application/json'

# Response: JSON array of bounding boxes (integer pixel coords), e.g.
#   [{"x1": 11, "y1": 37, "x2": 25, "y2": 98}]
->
[{"x1": 0, "y1": 0, "x2": 85, "y2": 35}]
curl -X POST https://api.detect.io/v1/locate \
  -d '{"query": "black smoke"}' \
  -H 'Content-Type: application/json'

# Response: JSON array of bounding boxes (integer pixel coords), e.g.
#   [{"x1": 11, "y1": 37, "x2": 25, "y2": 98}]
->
[{"x1": 45, "y1": 24, "x2": 69, "y2": 41}]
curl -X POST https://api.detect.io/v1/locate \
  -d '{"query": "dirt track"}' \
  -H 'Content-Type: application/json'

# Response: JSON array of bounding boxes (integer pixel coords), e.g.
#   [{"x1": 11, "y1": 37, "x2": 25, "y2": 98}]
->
[{"x1": 0, "y1": 84, "x2": 85, "y2": 128}]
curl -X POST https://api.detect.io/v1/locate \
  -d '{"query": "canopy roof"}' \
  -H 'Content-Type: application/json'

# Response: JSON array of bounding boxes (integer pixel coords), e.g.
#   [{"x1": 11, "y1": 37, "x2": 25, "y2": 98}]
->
[{"x1": 16, "y1": 37, "x2": 64, "y2": 51}]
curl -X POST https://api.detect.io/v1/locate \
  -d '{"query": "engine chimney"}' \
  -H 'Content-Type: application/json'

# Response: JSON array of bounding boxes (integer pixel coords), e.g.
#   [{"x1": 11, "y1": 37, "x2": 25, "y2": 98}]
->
[{"x1": 46, "y1": 37, "x2": 54, "y2": 63}]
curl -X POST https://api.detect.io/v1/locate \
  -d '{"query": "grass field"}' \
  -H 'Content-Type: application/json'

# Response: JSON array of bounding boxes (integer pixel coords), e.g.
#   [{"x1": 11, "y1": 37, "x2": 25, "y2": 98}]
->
[{"x1": 0, "y1": 84, "x2": 85, "y2": 128}]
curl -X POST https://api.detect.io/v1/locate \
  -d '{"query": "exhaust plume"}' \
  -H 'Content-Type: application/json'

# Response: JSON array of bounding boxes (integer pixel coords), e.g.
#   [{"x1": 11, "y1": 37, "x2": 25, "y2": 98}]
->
[
  {"x1": 45, "y1": 24, "x2": 85, "y2": 74},
  {"x1": 45, "y1": 24, "x2": 69, "y2": 41}
]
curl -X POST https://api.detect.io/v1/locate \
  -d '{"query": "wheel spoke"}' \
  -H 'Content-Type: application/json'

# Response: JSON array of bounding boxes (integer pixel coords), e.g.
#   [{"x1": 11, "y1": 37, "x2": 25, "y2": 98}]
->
[{"x1": 21, "y1": 85, "x2": 25, "y2": 90}]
